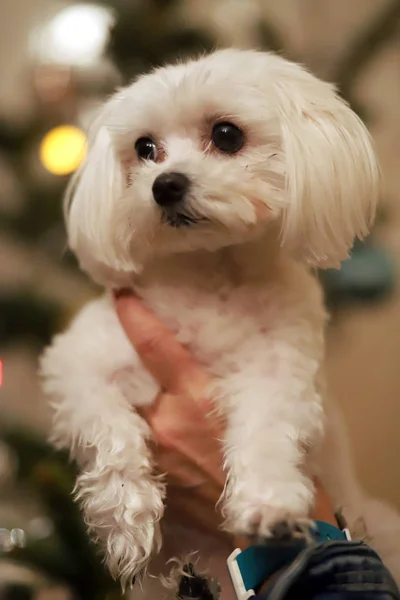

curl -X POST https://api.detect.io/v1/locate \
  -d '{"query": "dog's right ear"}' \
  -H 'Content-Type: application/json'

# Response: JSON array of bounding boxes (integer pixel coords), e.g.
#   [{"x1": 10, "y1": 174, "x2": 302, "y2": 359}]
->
[{"x1": 65, "y1": 98, "x2": 132, "y2": 276}]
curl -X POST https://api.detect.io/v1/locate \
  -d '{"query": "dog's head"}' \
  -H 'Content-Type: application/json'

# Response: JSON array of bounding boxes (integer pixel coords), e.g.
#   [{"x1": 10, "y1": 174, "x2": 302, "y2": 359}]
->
[{"x1": 66, "y1": 49, "x2": 379, "y2": 284}]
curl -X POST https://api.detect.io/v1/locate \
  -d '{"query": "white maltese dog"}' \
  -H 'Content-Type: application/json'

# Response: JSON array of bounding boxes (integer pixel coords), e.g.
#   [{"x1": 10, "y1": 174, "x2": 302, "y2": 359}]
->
[{"x1": 40, "y1": 49, "x2": 400, "y2": 595}]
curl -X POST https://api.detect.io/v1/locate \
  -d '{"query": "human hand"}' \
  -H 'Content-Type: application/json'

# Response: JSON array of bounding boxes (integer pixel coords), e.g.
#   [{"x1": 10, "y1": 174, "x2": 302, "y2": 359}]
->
[
  {"x1": 114, "y1": 292, "x2": 336, "y2": 546},
  {"x1": 114, "y1": 291, "x2": 226, "y2": 537}
]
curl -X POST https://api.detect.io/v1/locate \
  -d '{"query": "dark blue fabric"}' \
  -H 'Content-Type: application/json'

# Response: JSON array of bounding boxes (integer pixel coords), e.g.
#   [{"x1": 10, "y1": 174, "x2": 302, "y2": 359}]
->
[{"x1": 254, "y1": 541, "x2": 399, "y2": 600}]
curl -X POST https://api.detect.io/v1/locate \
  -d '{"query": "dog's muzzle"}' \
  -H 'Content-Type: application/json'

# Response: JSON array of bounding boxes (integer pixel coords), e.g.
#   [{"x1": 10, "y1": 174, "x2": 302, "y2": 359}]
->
[
  {"x1": 152, "y1": 172, "x2": 190, "y2": 208},
  {"x1": 152, "y1": 172, "x2": 202, "y2": 228}
]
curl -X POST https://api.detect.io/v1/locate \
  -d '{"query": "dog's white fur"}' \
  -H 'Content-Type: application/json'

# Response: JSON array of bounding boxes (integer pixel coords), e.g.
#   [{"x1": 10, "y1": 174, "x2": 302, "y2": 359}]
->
[{"x1": 40, "y1": 49, "x2": 400, "y2": 595}]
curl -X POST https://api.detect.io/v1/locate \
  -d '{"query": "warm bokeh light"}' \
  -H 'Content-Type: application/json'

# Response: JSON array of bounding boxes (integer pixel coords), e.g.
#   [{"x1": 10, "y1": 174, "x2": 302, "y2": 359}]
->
[{"x1": 40, "y1": 125, "x2": 87, "y2": 176}]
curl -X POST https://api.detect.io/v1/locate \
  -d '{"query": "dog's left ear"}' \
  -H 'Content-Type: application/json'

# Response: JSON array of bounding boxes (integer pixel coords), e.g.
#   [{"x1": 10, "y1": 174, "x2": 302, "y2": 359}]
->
[
  {"x1": 64, "y1": 93, "x2": 136, "y2": 282},
  {"x1": 277, "y1": 76, "x2": 380, "y2": 268}
]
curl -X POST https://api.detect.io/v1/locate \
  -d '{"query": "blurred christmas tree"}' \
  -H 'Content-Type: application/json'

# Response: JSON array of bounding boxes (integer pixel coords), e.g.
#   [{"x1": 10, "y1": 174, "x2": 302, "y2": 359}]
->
[
  {"x1": 0, "y1": 427, "x2": 122, "y2": 599},
  {"x1": 0, "y1": 0, "x2": 399, "y2": 596}
]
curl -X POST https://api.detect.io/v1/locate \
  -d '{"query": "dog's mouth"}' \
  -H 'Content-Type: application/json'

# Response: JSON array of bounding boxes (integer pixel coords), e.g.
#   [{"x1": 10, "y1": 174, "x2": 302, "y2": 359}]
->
[{"x1": 161, "y1": 211, "x2": 207, "y2": 229}]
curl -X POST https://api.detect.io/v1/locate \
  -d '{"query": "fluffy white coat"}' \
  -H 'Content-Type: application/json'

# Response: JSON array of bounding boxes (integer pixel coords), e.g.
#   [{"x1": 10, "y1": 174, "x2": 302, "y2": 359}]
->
[{"x1": 40, "y1": 49, "x2": 400, "y2": 597}]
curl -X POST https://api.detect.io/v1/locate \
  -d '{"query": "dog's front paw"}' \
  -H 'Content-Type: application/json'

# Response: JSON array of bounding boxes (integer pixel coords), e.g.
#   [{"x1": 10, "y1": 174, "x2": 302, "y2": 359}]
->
[
  {"x1": 245, "y1": 508, "x2": 313, "y2": 543},
  {"x1": 106, "y1": 515, "x2": 162, "y2": 588},
  {"x1": 76, "y1": 469, "x2": 165, "y2": 589},
  {"x1": 224, "y1": 477, "x2": 314, "y2": 541}
]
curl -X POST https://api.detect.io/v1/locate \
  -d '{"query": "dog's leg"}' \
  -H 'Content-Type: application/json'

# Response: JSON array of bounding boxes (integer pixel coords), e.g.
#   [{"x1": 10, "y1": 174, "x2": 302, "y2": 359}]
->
[
  {"x1": 40, "y1": 297, "x2": 165, "y2": 588},
  {"x1": 75, "y1": 390, "x2": 165, "y2": 587},
  {"x1": 221, "y1": 332, "x2": 325, "y2": 540},
  {"x1": 53, "y1": 380, "x2": 164, "y2": 587}
]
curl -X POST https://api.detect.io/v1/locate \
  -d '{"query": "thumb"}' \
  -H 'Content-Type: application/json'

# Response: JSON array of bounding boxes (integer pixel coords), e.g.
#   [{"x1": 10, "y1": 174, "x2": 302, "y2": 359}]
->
[{"x1": 114, "y1": 291, "x2": 210, "y2": 396}]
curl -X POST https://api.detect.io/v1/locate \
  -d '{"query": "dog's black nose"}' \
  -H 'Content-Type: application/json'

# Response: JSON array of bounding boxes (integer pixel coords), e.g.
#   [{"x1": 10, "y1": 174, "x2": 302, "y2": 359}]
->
[{"x1": 152, "y1": 172, "x2": 189, "y2": 207}]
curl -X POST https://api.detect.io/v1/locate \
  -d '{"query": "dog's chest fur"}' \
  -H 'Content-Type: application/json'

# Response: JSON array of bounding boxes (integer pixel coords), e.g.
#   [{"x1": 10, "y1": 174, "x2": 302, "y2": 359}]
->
[{"x1": 130, "y1": 241, "x2": 326, "y2": 382}]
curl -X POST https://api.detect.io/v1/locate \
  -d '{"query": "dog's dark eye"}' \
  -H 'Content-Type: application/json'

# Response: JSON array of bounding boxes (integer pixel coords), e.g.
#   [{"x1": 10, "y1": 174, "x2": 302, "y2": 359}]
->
[
  {"x1": 212, "y1": 122, "x2": 244, "y2": 154},
  {"x1": 135, "y1": 137, "x2": 157, "y2": 161}
]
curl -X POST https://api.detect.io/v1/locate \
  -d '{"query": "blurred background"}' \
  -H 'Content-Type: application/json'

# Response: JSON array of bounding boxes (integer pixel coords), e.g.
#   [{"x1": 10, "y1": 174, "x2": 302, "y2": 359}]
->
[{"x1": 0, "y1": 0, "x2": 399, "y2": 597}]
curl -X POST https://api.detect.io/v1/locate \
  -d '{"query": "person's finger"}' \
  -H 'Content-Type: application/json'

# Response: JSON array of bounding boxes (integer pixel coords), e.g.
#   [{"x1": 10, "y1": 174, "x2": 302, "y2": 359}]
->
[
  {"x1": 159, "y1": 452, "x2": 223, "y2": 503},
  {"x1": 310, "y1": 478, "x2": 336, "y2": 525},
  {"x1": 166, "y1": 488, "x2": 227, "y2": 538},
  {"x1": 158, "y1": 440, "x2": 225, "y2": 487},
  {"x1": 138, "y1": 391, "x2": 225, "y2": 481},
  {"x1": 137, "y1": 380, "x2": 225, "y2": 485},
  {"x1": 114, "y1": 291, "x2": 209, "y2": 395}
]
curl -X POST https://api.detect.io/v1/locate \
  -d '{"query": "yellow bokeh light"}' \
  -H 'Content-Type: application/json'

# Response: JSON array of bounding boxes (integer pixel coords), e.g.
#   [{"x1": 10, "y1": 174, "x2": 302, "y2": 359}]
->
[{"x1": 40, "y1": 125, "x2": 87, "y2": 176}]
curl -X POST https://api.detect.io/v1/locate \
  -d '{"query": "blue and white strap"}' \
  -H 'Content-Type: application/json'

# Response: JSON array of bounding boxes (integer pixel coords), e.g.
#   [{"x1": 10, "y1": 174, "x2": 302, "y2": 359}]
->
[{"x1": 227, "y1": 521, "x2": 351, "y2": 600}]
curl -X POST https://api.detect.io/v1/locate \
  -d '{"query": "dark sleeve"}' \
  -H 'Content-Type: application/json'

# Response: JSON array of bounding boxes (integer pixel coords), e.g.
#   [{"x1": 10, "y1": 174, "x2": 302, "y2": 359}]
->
[{"x1": 255, "y1": 541, "x2": 400, "y2": 600}]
